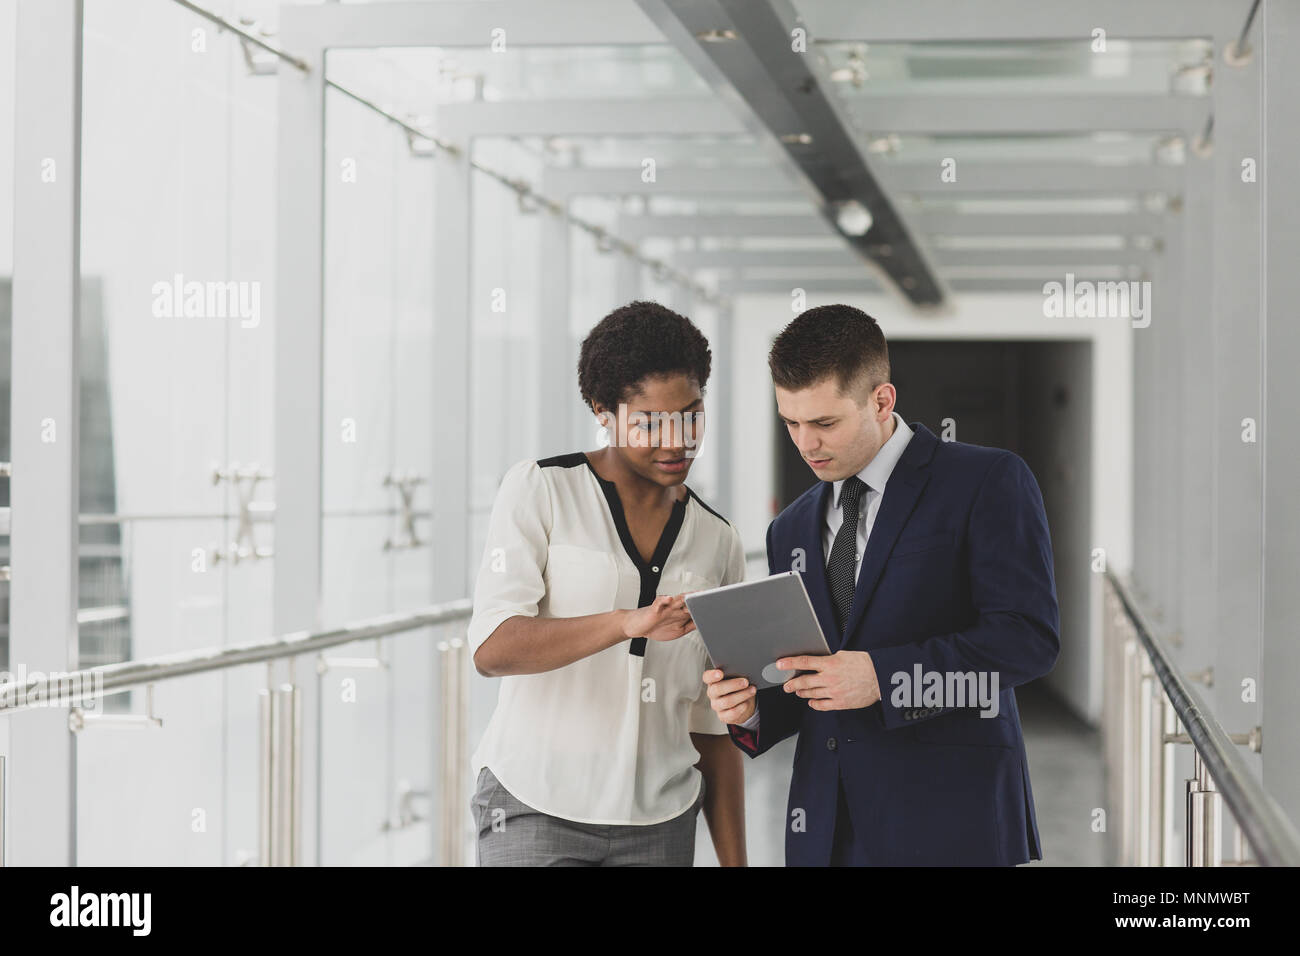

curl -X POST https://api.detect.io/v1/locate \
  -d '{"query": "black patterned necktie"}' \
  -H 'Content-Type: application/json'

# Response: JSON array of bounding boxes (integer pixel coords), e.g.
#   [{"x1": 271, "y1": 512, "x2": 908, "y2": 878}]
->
[{"x1": 827, "y1": 476, "x2": 866, "y2": 636}]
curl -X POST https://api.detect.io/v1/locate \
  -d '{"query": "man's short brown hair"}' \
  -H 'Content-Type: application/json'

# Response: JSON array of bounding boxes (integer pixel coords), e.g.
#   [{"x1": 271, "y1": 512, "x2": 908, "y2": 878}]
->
[{"x1": 768, "y1": 304, "x2": 890, "y2": 401}]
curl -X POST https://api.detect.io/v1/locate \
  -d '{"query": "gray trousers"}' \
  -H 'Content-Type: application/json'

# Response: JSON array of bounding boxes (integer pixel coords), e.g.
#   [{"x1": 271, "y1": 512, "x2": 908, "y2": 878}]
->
[{"x1": 472, "y1": 766, "x2": 704, "y2": 867}]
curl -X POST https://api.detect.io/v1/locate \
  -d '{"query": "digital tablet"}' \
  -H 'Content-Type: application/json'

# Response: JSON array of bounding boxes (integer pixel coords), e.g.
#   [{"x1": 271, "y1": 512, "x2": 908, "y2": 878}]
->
[{"x1": 683, "y1": 571, "x2": 832, "y2": 690}]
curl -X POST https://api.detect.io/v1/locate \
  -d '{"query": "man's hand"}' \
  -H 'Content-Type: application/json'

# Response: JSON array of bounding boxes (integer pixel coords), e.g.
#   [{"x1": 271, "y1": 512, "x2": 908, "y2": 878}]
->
[
  {"x1": 703, "y1": 669, "x2": 757, "y2": 724},
  {"x1": 778, "y1": 650, "x2": 880, "y2": 711}
]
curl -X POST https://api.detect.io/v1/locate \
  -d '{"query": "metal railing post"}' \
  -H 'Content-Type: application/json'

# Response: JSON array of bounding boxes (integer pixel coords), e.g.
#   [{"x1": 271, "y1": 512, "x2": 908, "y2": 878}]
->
[
  {"x1": 1137, "y1": 659, "x2": 1154, "y2": 865},
  {"x1": 1103, "y1": 588, "x2": 1125, "y2": 862},
  {"x1": 1233, "y1": 819, "x2": 1249, "y2": 865},
  {"x1": 1119, "y1": 635, "x2": 1137, "y2": 864},
  {"x1": 1160, "y1": 693, "x2": 1177, "y2": 865},
  {"x1": 1200, "y1": 754, "x2": 1221, "y2": 867},
  {"x1": 1187, "y1": 750, "x2": 1222, "y2": 866},
  {"x1": 435, "y1": 637, "x2": 470, "y2": 867},
  {"x1": 450, "y1": 638, "x2": 467, "y2": 867},
  {"x1": 276, "y1": 683, "x2": 301, "y2": 867},
  {"x1": 1146, "y1": 676, "x2": 1166, "y2": 866},
  {"x1": 259, "y1": 686, "x2": 278, "y2": 866},
  {"x1": 437, "y1": 640, "x2": 452, "y2": 866},
  {"x1": 0, "y1": 754, "x2": 6, "y2": 867},
  {"x1": 1188, "y1": 751, "x2": 1205, "y2": 865}
]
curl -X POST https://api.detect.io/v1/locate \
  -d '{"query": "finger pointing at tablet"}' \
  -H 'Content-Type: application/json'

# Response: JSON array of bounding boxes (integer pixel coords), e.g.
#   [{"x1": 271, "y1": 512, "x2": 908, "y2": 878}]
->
[{"x1": 623, "y1": 594, "x2": 695, "y2": 643}]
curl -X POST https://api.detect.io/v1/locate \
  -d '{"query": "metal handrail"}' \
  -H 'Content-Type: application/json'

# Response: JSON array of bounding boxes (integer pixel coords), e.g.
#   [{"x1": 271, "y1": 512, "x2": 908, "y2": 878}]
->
[
  {"x1": 0, "y1": 600, "x2": 472, "y2": 715},
  {"x1": 0, "y1": 545, "x2": 769, "y2": 716},
  {"x1": 170, "y1": 0, "x2": 311, "y2": 72},
  {"x1": 1105, "y1": 568, "x2": 1300, "y2": 866}
]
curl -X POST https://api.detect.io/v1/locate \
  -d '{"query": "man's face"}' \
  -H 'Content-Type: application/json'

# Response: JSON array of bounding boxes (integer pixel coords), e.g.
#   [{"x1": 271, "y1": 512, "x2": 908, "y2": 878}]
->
[
  {"x1": 594, "y1": 373, "x2": 704, "y2": 487},
  {"x1": 775, "y1": 375, "x2": 896, "y2": 483}
]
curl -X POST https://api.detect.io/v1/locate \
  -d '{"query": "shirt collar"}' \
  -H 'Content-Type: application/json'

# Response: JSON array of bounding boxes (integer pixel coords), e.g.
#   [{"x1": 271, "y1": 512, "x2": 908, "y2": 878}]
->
[{"x1": 833, "y1": 411, "x2": 914, "y2": 509}]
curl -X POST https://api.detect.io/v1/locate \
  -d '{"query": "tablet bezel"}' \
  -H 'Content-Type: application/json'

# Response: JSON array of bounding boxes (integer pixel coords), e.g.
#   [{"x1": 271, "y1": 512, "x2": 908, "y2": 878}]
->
[{"x1": 682, "y1": 571, "x2": 832, "y2": 690}]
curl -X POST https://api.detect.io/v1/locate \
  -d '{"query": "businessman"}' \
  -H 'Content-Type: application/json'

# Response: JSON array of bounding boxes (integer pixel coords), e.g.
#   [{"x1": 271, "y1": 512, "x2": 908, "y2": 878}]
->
[{"x1": 704, "y1": 304, "x2": 1060, "y2": 866}]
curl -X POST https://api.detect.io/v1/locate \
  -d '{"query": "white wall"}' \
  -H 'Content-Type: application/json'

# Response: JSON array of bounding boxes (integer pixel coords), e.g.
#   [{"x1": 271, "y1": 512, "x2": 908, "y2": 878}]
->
[
  {"x1": 0, "y1": 0, "x2": 13, "y2": 279},
  {"x1": 1022, "y1": 340, "x2": 1095, "y2": 721}
]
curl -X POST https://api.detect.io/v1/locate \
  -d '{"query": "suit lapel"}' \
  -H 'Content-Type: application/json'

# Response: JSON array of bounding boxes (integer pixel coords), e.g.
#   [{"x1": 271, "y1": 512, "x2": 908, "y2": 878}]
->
[{"x1": 839, "y1": 422, "x2": 939, "y2": 647}]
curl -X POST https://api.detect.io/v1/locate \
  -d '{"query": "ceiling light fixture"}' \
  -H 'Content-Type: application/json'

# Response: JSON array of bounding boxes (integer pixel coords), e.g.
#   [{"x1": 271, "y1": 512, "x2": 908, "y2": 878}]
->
[{"x1": 833, "y1": 199, "x2": 874, "y2": 237}]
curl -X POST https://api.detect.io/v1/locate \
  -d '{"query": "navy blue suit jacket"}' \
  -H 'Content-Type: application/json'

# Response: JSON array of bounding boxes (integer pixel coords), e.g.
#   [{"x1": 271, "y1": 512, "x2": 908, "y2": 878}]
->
[{"x1": 728, "y1": 422, "x2": 1060, "y2": 866}]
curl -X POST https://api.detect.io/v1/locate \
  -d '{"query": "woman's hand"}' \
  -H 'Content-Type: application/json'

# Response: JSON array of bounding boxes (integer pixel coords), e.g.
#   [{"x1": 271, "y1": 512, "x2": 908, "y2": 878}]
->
[{"x1": 622, "y1": 594, "x2": 696, "y2": 643}]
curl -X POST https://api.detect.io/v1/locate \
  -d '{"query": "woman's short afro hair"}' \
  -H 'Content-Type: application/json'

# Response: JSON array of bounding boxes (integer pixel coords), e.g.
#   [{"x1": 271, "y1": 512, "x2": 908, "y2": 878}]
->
[{"x1": 577, "y1": 300, "x2": 712, "y2": 415}]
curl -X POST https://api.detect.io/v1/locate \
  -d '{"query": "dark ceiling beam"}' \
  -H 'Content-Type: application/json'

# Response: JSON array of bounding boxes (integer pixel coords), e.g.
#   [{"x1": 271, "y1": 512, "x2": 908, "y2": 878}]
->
[{"x1": 634, "y1": 0, "x2": 945, "y2": 306}]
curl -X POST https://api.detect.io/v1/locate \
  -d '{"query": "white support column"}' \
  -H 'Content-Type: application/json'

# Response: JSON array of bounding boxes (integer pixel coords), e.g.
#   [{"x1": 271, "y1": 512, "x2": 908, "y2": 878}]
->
[
  {"x1": 1134, "y1": 203, "x2": 1185, "y2": 641},
  {"x1": 1209, "y1": 11, "x2": 1265, "y2": 827},
  {"x1": 1144, "y1": 213, "x2": 1193, "y2": 860},
  {"x1": 711, "y1": 304, "x2": 735, "y2": 519},
  {"x1": 537, "y1": 182, "x2": 574, "y2": 458},
  {"x1": 430, "y1": 134, "x2": 473, "y2": 864},
  {"x1": 668, "y1": 283, "x2": 692, "y2": 320},
  {"x1": 612, "y1": 214, "x2": 642, "y2": 306},
  {"x1": 272, "y1": 11, "x2": 327, "y2": 867},
  {"x1": 7, "y1": 0, "x2": 83, "y2": 867},
  {"x1": 1261, "y1": 0, "x2": 1300, "y2": 825},
  {"x1": 615, "y1": 254, "x2": 641, "y2": 306},
  {"x1": 665, "y1": 281, "x2": 700, "y2": 486},
  {"x1": 1177, "y1": 158, "x2": 1215, "y2": 665},
  {"x1": 1130, "y1": 256, "x2": 1159, "y2": 597}
]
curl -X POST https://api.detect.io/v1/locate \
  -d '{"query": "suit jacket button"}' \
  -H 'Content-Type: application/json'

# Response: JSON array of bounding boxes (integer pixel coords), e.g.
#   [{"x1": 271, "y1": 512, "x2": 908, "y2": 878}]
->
[{"x1": 826, "y1": 737, "x2": 838, "y2": 751}]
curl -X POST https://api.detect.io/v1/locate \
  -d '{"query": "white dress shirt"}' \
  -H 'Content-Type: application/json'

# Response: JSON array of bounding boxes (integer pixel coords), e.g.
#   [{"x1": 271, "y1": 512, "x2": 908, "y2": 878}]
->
[
  {"x1": 468, "y1": 452, "x2": 747, "y2": 825},
  {"x1": 737, "y1": 412, "x2": 913, "y2": 730}
]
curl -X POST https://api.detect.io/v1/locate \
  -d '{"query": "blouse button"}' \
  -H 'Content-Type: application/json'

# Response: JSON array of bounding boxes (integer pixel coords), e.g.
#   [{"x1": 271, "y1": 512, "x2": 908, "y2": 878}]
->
[{"x1": 651, "y1": 565, "x2": 660, "y2": 573}]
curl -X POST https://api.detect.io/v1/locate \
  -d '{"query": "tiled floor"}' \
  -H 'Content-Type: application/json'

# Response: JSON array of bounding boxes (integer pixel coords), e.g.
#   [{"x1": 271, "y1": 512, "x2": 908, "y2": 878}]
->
[
  {"x1": 1017, "y1": 681, "x2": 1109, "y2": 866},
  {"x1": 695, "y1": 681, "x2": 1108, "y2": 867}
]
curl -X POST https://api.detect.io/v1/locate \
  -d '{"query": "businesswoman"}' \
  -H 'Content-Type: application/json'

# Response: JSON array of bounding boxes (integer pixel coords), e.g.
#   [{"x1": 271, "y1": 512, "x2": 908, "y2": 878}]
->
[{"x1": 467, "y1": 300, "x2": 748, "y2": 866}]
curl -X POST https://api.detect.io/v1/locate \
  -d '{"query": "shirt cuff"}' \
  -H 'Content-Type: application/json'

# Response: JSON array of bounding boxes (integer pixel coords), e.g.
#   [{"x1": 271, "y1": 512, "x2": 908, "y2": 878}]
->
[{"x1": 728, "y1": 722, "x2": 758, "y2": 753}]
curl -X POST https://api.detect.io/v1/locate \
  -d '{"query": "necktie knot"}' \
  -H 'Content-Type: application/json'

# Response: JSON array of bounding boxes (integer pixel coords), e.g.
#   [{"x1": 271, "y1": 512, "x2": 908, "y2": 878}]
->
[{"x1": 839, "y1": 475, "x2": 866, "y2": 516}]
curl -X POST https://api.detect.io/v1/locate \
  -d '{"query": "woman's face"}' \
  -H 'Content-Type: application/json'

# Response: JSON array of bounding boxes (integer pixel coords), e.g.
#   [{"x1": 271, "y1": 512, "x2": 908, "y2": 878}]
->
[{"x1": 595, "y1": 372, "x2": 704, "y2": 488}]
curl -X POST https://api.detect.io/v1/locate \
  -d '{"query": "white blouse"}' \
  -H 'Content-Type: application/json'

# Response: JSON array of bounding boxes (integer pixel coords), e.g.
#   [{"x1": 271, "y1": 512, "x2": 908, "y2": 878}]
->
[{"x1": 467, "y1": 452, "x2": 747, "y2": 825}]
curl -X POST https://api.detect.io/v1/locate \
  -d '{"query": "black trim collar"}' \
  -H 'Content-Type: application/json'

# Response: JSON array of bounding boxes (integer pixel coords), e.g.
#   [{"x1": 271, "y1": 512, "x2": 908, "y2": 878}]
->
[{"x1": 581, "y1": 453, "x2": 688, "y2": 657}]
